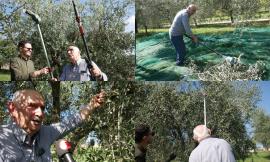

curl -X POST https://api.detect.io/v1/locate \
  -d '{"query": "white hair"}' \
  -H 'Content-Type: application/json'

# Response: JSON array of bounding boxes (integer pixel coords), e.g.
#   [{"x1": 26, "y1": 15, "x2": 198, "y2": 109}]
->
[
  {"x1": 11, "y1": 89, "x2": 43, "y2": 104},
  {"x1": 193, "y1": 125, "x2": 210, "y2": 140},
  {"x1": 11, "y1": 90, "x2": 23, "y2": 102}
]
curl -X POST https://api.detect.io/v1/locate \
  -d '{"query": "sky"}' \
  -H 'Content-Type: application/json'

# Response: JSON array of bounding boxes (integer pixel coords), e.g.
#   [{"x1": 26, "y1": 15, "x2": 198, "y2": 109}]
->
[
  {"x1": 256, "y1": 81, "x2": 270, "y2": 114},
  {"x1": 124, "y1": 4, "x2": 135, "y2": 33},
  {"x1": 178, "y1": 81, "x2": 270, "y2": 114},
  {"x1": 80, "y1": 0, "x2": 135, "y2": 33},
  {"x1": 125, "y1": 14, "x2": 135, "y2": 33}
]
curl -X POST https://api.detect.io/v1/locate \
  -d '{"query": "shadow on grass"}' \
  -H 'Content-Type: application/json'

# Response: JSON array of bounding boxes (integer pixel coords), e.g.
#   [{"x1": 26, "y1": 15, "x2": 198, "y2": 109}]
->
[
  {"x1": 0, "y1": 69, "x2": 11, "y2": 81},
  {"x1": 136, "y1": 65, "x2": 182, "y2": 81},
  {"x1": 264, "y1": 153, "x2": 270, "y2": 160}
]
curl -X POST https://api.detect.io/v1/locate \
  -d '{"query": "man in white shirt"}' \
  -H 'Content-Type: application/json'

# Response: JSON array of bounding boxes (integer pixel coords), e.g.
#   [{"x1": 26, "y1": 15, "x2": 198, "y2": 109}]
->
[
  {"x1": 60, "y1": 45, "x2": 108, "y2": 81},
  {"x1": 189, "y1": 125, "x2": 236, "y2": 162}
]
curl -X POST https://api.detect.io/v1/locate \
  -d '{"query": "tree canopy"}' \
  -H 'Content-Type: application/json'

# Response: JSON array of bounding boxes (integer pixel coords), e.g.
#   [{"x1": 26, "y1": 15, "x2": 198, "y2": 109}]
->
[
  {"x1": 134, "y1": 81, "x2": 261, "y2": 161},
  {"x1": 252, "y1": 108, "x2": 270, "y2": 150}
]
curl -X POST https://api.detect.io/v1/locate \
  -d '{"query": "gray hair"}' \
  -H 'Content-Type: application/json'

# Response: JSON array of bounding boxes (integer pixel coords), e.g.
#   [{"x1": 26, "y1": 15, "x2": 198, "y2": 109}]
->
[{"x1": 193, "y1": 125, "x2": 210, "y2": 141}]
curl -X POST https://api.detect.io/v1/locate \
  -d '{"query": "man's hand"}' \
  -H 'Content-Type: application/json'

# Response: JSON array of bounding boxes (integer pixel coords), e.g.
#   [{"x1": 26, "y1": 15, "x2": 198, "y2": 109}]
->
[
  {"x1": 31, "y1": 67, "x2": 50, "y2": 78},
  {"x1": 50, "y1": 77, "x2": 58, "y2": 81},
  {"x1": 81, "y1": 91, "x2": 106, "y2": 120},
  {"x1": 192, "y1": 35, "x2": 198, "y2": 43},
  {"x1": 89, "y1": 62, "x2": 103, "y2": 80},
  {"x1": 88, "y1": 91, "x2": 106, "y2": 110},
  {"x1": 41, "y1": 67, "x2": 50, "y2": 74}
]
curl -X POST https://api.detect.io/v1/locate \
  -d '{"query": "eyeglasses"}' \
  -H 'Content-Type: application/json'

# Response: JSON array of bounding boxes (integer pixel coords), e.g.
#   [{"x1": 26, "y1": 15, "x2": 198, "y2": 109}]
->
[{"x1": 24, "y1": 47, "x2": 33, "y2": 51}]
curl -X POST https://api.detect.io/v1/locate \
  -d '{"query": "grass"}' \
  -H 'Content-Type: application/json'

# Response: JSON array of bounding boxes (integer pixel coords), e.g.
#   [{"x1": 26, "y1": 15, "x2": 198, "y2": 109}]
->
[
  {"x1": 136, "y1": 20, "x2": 270, "y2": 39},
  {"x1": 0, "y1": 70, "x2": 10, "y2": 81},
  {"x1": 237, "y1": 151, "x2": 270, "y2": 162},
  {"x1": 136, "y1": 26, "x2": 235, "y2": 40}
]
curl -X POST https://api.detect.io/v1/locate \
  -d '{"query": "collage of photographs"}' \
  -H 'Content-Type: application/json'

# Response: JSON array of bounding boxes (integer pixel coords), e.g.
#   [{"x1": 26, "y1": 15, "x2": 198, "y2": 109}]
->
[{"x1": 0, "y1": 0, "x2": 270, "y2": 162}]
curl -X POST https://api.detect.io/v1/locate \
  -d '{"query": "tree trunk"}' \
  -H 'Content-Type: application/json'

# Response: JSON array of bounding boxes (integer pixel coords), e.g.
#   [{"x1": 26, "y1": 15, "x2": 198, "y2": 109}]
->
[
  {"x1": 50, "y1": 81, "x2": 60, "y2": 122},
  {"x1": 230, "y1": 10, "x2": 234, "y2": 24},
  {"x1": 144, "y1": 24, "x2": 148, "y2": 34},
  {"x1": 117, "y1": 104, "x2": 122, "y2": 141},
  {"x1": 193, "y1": 18, "x2": 198, "y2": 27}
]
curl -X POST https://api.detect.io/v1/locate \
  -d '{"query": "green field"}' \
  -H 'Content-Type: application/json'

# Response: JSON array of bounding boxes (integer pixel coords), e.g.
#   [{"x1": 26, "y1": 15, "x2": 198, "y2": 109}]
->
[
  {"x1": 0, "y1": 70, "x2": 10, "y2": 81},
  {"x1": 237, "y1": 151, "x2": 270, "y2": 162},
  {"x1": 136, "y1": 26, "x2": 235, "y2": 39},
  {"x1": 136, "y1": 26, "x2": 270, "y2": 81}
]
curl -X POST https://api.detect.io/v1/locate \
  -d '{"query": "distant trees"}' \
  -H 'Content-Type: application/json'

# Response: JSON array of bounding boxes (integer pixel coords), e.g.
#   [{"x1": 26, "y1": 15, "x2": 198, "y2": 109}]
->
[
  {"x1": 135, "y1": 0, "x2": 188, "y2": 33},
  {"x1": 253, "y1": 108, "x2": 270, "y2": 150},
  {"x1": 214, "y1": 0, "x2": 260, "y2": 23},
  {"x1": 135, "y1": 0, "x2": 264, "y2": 32}
]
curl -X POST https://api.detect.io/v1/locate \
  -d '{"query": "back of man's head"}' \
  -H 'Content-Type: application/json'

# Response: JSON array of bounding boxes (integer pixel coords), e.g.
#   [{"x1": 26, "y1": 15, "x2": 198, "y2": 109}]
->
[
  {"x1": 193, "y1": 125, "x2": 211, "y2": 142},
  {"x1": 135, "y1": 124, "x2": 153, "y2": 144}
]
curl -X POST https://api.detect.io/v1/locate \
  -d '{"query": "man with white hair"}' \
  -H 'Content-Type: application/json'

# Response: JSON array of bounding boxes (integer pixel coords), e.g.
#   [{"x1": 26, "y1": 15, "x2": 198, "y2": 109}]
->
[
  {"x1": 0, "y1": 89, "x2": 105, "y2": 161},
  {"x1": 169, "y1": 4, "x2": 198, "y2": 66},
  {"x1": 60, "y1": 45, "x2": 108, "y2": 81},
  {"x1": 189, "y1": 125, "x2": 236, "y2": 162}
]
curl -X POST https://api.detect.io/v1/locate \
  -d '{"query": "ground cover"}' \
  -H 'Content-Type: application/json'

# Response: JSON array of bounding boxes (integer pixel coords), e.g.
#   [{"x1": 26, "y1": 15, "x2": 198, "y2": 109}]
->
[{"x1": 136, "y1": 26, "x2": 270, "y2": 80}]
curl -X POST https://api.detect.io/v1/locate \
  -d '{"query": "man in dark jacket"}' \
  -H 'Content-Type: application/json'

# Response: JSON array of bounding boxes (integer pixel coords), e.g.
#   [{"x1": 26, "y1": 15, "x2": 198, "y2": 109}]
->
[
  {"x1": 10, "y1": 40, "x2": 50, "y2": 81},
  {"x1": 135, "y1": 124, "x2": 155, "y2": 162}
]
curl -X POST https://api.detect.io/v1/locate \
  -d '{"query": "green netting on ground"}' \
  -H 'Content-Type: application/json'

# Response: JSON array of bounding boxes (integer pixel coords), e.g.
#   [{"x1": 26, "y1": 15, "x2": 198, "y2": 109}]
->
[{"x1": 136, "y1": 27, "x2": 270, "y2": 81}]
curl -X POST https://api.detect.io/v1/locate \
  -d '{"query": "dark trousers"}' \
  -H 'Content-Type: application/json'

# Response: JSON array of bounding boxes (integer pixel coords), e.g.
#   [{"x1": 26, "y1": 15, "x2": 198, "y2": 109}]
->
[{"x1": 170, "y1": 35, "x2": 186, "y2": 64}]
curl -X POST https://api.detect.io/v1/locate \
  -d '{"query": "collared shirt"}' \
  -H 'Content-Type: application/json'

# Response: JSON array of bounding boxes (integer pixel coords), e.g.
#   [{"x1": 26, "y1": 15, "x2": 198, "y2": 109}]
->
[
  {"x1": 0, "y1": 113, "x2": 83, "y2": 162},
  {"x1": 10, "y1": 56, "x2": 35, "y2": 81},
  {"x1": 169, "y1": 9, "x2": 193, "y2": 37},
  {"x1": 60, "y1": 58, "x2": 108, "y2": 81},
  {"x1": 135, "y1": 143, "x2": 147, "y2": 162},
  {"x1": 189, "y1": 137, "x2": 236, "y2": 162}
]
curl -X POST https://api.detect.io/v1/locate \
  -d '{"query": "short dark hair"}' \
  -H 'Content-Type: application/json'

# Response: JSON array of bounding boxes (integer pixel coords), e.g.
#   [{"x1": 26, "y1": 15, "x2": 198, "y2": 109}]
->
[
  {"x1": 135, "y1": 124, "x2": 154, "y2": 143},
  {"x1": 18, "y1": 40, "x2": 31, "y2": 49}
]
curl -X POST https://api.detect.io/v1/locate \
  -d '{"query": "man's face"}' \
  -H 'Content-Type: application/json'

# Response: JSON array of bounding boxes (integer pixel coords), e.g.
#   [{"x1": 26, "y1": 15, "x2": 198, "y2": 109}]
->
[
  {"x1": 19, "y1": 43, "x2": 33, "y2": 58},
  {"x1": 187, "y1": 6, "x2": 197, "y2": 16},
  {"x1": 10, "y1": 91, "x2": 45, "y2": 135},
  {"x1": 190, "y1": 8, "x2": 196, "y2": 15},
  {"x1": 67, "y1": 46, "x2": 81, "y2": 64},
  {"x1": 145, "y1": 131, "x2": 154, "y2": 144}
]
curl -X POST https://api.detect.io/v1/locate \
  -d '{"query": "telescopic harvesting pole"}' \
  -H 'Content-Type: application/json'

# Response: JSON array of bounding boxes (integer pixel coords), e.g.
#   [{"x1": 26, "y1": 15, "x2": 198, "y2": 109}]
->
[{"x1": 71, "y1": 0, "x2": 93, "y2": 69}]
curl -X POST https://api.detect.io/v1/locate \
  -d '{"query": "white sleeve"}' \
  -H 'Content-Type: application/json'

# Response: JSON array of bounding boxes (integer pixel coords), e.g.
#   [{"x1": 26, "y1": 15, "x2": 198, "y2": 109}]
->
[{"x1": 219, "y1": 140, "x2": 236, "y2": 162}]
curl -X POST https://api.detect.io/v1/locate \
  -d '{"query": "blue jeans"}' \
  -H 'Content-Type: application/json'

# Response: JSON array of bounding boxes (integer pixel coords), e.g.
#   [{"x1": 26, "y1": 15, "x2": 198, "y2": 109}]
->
[{"x1": 170, "y1": 35, "x2": 186, "y2": 64}]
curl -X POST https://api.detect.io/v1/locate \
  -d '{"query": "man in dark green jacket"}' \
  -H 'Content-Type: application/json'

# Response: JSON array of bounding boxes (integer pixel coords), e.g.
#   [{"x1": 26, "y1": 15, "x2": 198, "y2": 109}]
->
[
  {"x1": 10, "y1": 40, "x2": 50, "y2": 81},
  {"x1": 135, "y1": 124, "x2": 155, "y2": 162}
]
